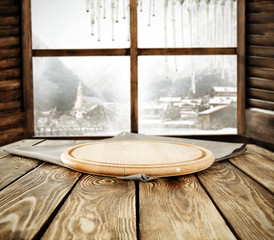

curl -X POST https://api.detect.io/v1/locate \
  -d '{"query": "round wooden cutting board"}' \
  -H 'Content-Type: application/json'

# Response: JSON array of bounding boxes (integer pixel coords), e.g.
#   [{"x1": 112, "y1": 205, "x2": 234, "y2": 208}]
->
[{"x1": 61, "y1": 141, "x2": 214, "y2": 177}]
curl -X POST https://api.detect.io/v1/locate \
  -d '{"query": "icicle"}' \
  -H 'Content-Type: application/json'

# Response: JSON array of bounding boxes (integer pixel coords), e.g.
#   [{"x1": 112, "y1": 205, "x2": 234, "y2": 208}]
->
[
  {"x1": 229, "y1": 0, "x2": 235, "y2": 82},
  {"x1": 213, "y1": 0, "x2": 218, "y2": 70},
  {"x1": 221, "y1": 0, "x2": 225, "y2": 80},
  {"x1": 171, "y1": 0, "x2": 178, "y2": 71},
  {"x1": 97, "y1": 0, "x2": 101, "y2": 41},
  {"x1": 188, "y1": 1, "x2": 196, "y2": 95},
  {"x1": 103, "y1": 0, "x2": 106, "y2": 19},
  {"x1": 152, "y1": 0, "x2": 156, "y2": 16},
  {"x1": 148, "y1": 0, "x2": 152, "y2": 26},
  {"x1": 140, "y1": 0, "x2": 143, "y2": 12},
  {"x1": 116, "y1": 0, "x2": 119, "y2": 23},
  {"x1": 86, "y1": 0, "x2": 90, "y2": 12},
  {"x1": 111, "y1": 0, "x2": 115, "y2": 41},
  {"x1": 123, "y1": 0, "x2": 126, "y2": 19},
  {"x1": 180, "y1": 0, "x2": 185, "y2": 46},
  {"x1": 90, "y1": 0, "x2": 95, "y2": 36},
  {"x1": 127, "y1": 0, "x2": 130, "y2": 41},
  {"x1": 164, "y1": 0, "x2": 169, "y2": 79},
  {"x1": 195, "y1": 0, "x2": 201, "y2": 45},
  {"x1": 206, "y1": 0, "x2": 210, "y2": 46}
]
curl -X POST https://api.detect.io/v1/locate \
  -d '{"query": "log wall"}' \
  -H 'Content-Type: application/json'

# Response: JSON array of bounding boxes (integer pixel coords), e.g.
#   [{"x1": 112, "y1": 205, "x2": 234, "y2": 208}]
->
[
  {"x1": 0, "y1": 0, "x2": 25, "y2": 146},
  {"x1": 246, "y1": 0, "x2": 274, "y2": 144}
]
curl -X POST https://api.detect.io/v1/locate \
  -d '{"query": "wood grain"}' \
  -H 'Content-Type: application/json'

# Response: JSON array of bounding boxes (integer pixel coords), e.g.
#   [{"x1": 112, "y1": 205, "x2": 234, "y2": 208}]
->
[
  {"x1": 0, "y1": 26, "x2": 20, "y2": 37},
  {"x1": 0, "y1": 109, "x2": 24, "y2": 127},
  {"x1": 237, "y1": 0, "x2": 246, "y2": 136},
  {"x1": 0, "y1": 48, "x2": 21, "y2": 60},
  {"x1": 247, "y1": 35, "x2": 274, "y2": 47},
  {"x1": 229, "y1": 150, "x2": 274, "y2": 193},
  {"x1": 130, "y1": 0, "x2": 138, "y2": 133},
  {"x1": 0, "y1": 125, "x2": 25, "y2": 146},
  {"x1": 247, "y1": 24, "x2": 274, "y2": 36},
  {"x1": 248, "y1": 88, "x2": 274, "y2": 102},
  {"x1": 139, "y1": 175, "x2": 236, "y2": 240},
  {"x1": 247, "y1": 46, "x2": 274, "y2": 58},
  {"x1": 247, "y1": 144, "x2": 274, "y2": 161},
  {"x1": 43, "y1": 175, "x2": 136, "y2": 240},
  {"x1": 0, "y1": 100, "x2": 22, "y2": 112},
  {"x1": 247, "y1": 56, "x2": 274, "y2": 69},
  {"x1": 0, "y1": 58, "x2": 21, "y2": 71},
  {"x1": 0, "y1": 16, "x2": 20, "y2": 26},
  {"x1": 198, "y1": 161, "x2": 274, "y2": 240},
  {"x1": 0, "y1": 36, "x2": 20, "y2": 48},
  {"x1": 0, "y1": 89, "x2": 21, "y2": 102},
  {"x1": 247, "y1": 77, "x2": 274, "y2": 91},
  {"x1": 247, "y1": 98, "x2": 274, "y2": 111},
  {"x1": 22, "y1": 0, "x2": 34, "y2": 137},
  {"x1": 247, "y1": 66, "x2": 274, "y2": 80},
  {"x1": 0, "y1": 163, "x2": 81, "y2": 239},
  {"x1": 0, "y1": 79, "x2": 21, "y2": 91},
  {"x1": 138, "y1": 48, "x2": 237, "y2": 56},
  {"x1": 247, "y1": 13, "x2": 274, "y2": 24},
  {"x1": 0, "y1": 68, "x2": 21, "y2": 81},
  {"x1": 246, "y1": 109, "x2": 274, "y2": 144}
]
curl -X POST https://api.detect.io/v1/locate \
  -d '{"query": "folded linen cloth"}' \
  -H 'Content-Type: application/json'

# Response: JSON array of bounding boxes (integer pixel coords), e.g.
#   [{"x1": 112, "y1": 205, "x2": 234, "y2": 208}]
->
[{"x1": 3, "y1": 132, "x2": 246, "y2": 181}]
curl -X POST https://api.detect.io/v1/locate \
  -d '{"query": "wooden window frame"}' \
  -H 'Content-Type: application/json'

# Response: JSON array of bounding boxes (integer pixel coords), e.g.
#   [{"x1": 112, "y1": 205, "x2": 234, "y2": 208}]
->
[{"x1": 22, "y1": 0, "x2": 245, "y2": 138}]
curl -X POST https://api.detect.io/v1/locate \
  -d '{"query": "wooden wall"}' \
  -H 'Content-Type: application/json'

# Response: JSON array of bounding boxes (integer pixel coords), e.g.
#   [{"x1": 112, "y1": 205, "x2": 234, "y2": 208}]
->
[
  {"x1": 0, "y1": 0, "x2": 25, "y2": 146},
  {"x1": 246, "y1": 0, "x2": 274, "y2": 144}
]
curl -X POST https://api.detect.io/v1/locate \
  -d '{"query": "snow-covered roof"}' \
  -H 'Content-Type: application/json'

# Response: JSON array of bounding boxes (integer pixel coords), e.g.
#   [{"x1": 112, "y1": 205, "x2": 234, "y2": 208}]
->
[
  {"x1": 212, "y1": 87, "x2": 237, "y2": 93},
  {"x1": 198, "y1": 105, "x2": 228, "y2": 115},
  {"x1": 159, "y1": 97, "x2": 182, "y2": 103}
]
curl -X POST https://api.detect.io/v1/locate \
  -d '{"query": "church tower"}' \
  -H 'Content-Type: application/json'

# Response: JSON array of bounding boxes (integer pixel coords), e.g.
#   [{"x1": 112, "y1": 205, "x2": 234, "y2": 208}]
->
[{"x1": 74, "y1": 82, "x2": 84, "y2": 110}]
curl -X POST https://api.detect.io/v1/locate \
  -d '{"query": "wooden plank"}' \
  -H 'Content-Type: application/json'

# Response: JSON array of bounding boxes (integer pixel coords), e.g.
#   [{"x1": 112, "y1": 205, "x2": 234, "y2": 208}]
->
[
  {"x1": 0, "y1": 58, "x2": 21, "y2": 71},
  {"x1": 0, "y1": 89, "x2": 22, "y2": 102},
  {"x1": 0, "y1": 163, "x2": 81, "y2": 239},
  {"x1": 0, "y1": 6, "x2": 20, "y2": 15},
  {"x1": 22, "y1": 0, "x2": 34, "y2": 138},
  {"x1": 0, "y1": 100, "x2": 22, "y2": 112},
  {"x1": 247, "y1": 144, "x2": 274, "y2": 161},
  {"x1": 237, "y1": 0, "x2": 246, "y2": 136},
  {"x1": 248, "y1": 88, "x2": 274, "y2": 102},
  {"x1": 247, "y1": 56, "x2": 274, "y2": 69},
  {"x1": 198, "y1": 161, "x2": 274, "y2": 240},
  {"x1": 247, "y1": 98, "x2": 274, "y2": 111},
  {"x1": 0, "y1": 125, "x2": 25, "y2": 146},
  {"x1": 247, "y1": 2, "x2": 274, "y2": 13},
  {"x1": 43, "y1": 175, "x2": 136, "y2": 240},
  {"x1": 247, "y1": 13, "x2": 274, "y2": 24},
  {"x1": 0, "y1": 139, "x2": 43, "y2": 159},
  {"x1": 0, "y1": 109, "x2": 24, "y2": 128},
  {"x1": 247, "y1": 46, "x2": 274, "y2": 58},
  {"x1": 0, "y1": 0, "x2": 20, "y2": 6},
  {"x1": 139, "y1": 176, "x2": 236, "y2": 240},
  {"x1": 138, "y1": 48, "x2": 237, "y2": 56},
  {"x1": 33, "y1": 49, "x2": 130, "y2": 57},
  {"x1": 248, "y1": 77, "x2": 274, "y2": 91},
  {"x1": 247, "y1": 66, "x2": 274, "y2": 80},
  {"x1": 229, "y1": 150, "x2": 274, "y2": 194},
  {"x1": 0, "y1": 79, "x2": 21, "y2": 91},
  {"x1": 0, "y1": 36, "x2": 20, "y2": 48},
  {"x1": 247, "y1": 35, "x2": 274, "y2": 47},
  {"x1": 0, "y1": 16, "x2": 20, "y2": 26},
  {"x1": 0, "y1": 48, "x2": 21, "y2": 60},
  {"x1": 130, "y1": 0, "x2": 138, "y2": 133},
  {"x1": 247, "y1": 24, "x2": 274, "y2": 36},
  {"x1": 0, "y1": 26, "x2": 20, "y2": 37},
  {"x1": 246, "y1": 109, "x2": 274, "y2": 150},
  {"x1": 0, "y1": 68, "x2": 21, "y2": 81}
]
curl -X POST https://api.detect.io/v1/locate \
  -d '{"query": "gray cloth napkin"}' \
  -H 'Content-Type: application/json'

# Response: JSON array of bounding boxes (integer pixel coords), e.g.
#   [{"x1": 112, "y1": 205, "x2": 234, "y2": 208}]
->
[{"x1": 3, "y1": 132, "x2": 246, "y2": 181}]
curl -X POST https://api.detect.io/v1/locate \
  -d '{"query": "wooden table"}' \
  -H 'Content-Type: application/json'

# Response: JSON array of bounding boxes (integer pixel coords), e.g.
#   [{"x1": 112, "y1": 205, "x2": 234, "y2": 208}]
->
[{"x1": 0, "y1": 140, "x2": 273, "y2": 240}]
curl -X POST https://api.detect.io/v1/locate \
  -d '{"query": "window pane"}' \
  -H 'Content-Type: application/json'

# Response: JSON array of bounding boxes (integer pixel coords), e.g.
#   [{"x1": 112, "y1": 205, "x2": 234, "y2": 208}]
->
[
  {"x1": 138, "y1": 0, "x2": 237, "y2": 48},
  {"x1": 33, "y1": 57, "x2": 130, "y2": 136},
  {"x1": 31, "y1": 0, "x2": 130, "y2": 49},
  {"x1": 139, "y1": 55, "x2": 237, "y2": 135}
]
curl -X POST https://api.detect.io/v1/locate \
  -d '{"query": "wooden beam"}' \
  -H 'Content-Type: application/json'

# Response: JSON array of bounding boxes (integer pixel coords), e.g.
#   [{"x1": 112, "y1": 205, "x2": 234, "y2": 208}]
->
[
  {"x1": 237, "y1": 0, "x2": 246, "y2": 136},
  {"x1": 33, "y1": 49, "x2": 130, "y2": 57},
  {"x1": 130, "y1": 0, "x2": 138, "y2": 133},
  {"x1": 138, "y1": 48, "x2": 237, "y2": 56},
  {"x1": 22, "y1": 0, "x2": 34, "y2": 137}
]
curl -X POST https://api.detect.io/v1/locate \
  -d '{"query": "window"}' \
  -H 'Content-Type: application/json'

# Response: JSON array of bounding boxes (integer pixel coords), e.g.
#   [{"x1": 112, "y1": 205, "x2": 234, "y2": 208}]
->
[{"x1": 28, "y1": 0, "x2": 240, "y2": 137}]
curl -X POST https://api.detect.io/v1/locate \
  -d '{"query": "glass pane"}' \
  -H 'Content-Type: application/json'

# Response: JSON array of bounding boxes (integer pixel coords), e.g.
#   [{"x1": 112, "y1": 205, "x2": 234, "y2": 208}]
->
[
  {"x1": 139, "y1": 55, "x2": 237, "y2": 135},
  {"x1": 31, "y1": 0, "x2": 130, "y2": 49},
  {"x1": 138, "y1": 0, "x2": 237, "y2": 48},
  {"x1": 33, "y1": 57, "x2": 130, "y2": 136}
]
